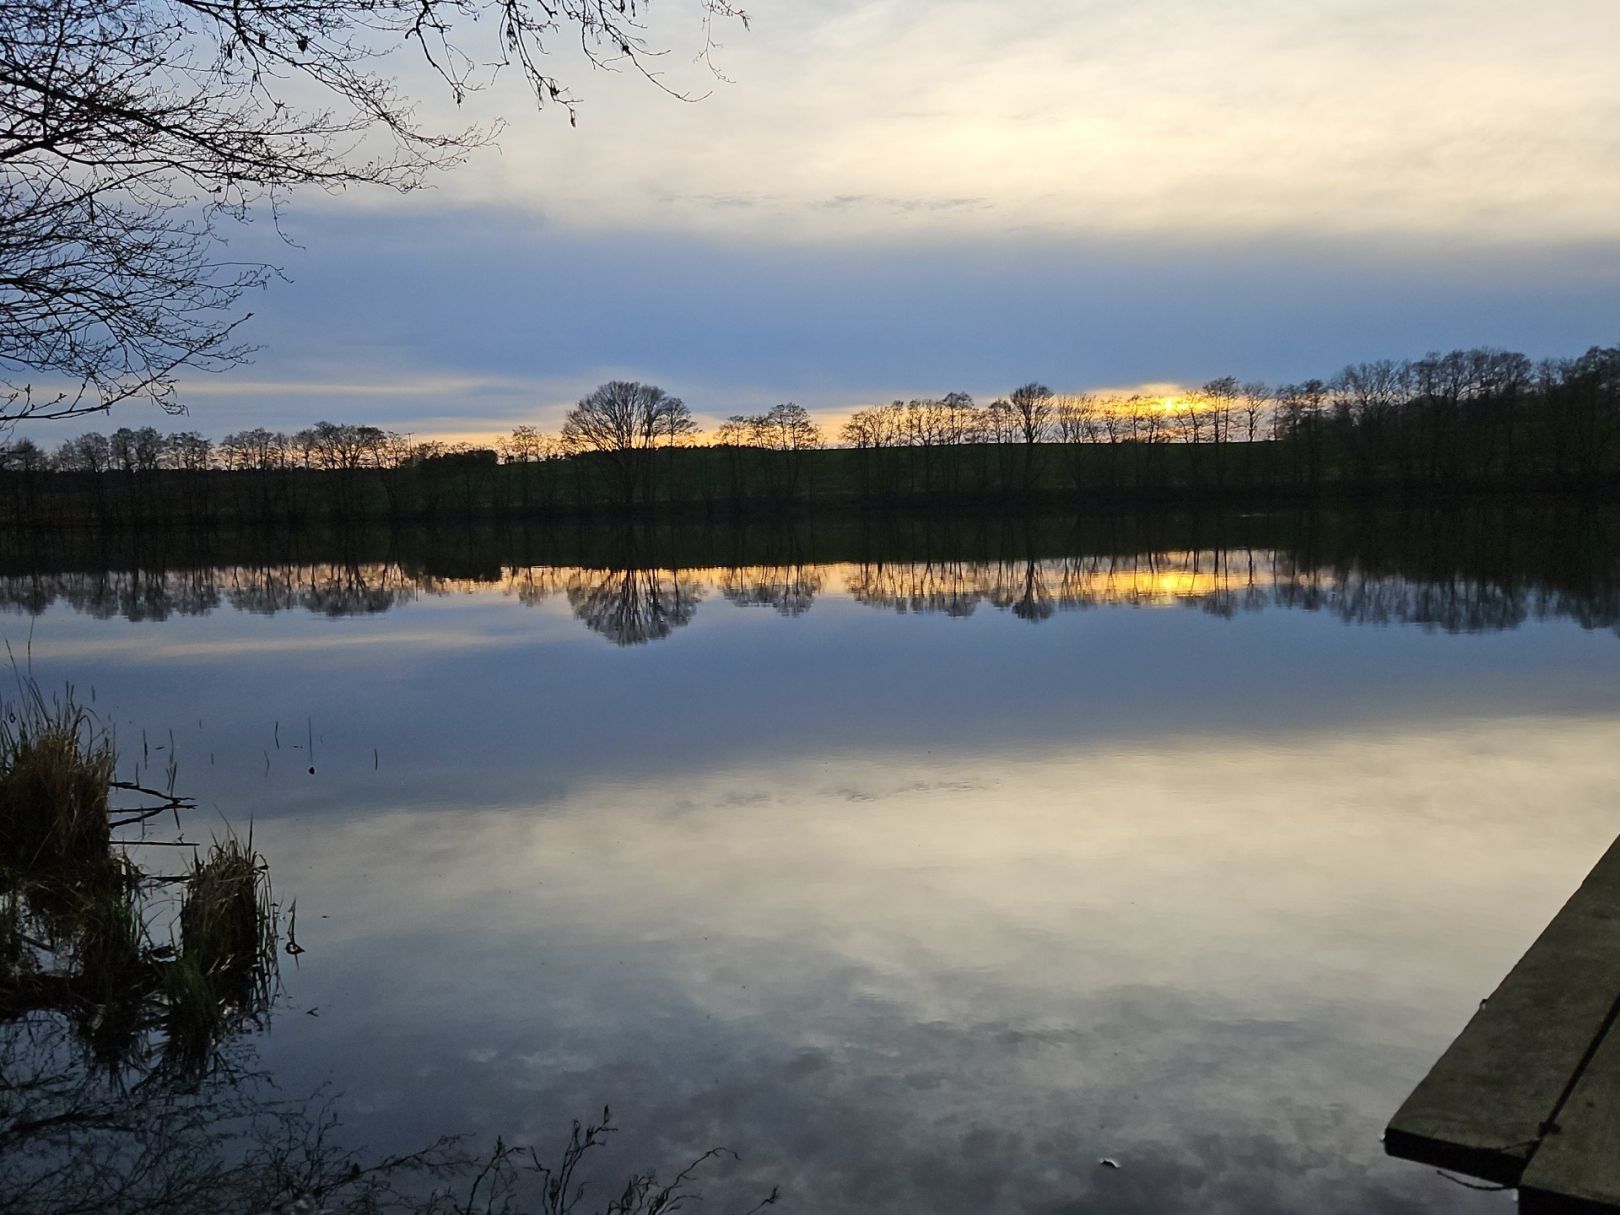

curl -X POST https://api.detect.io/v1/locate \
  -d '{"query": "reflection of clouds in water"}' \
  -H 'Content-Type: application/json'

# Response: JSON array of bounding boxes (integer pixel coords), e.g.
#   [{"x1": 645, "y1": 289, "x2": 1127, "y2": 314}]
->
[
  {"x1": 398, "y1": 977, "x2": 1478, "y2": 1215},
  {"x1": 260, "y1": 722, "x2": 1603, "y2": 1214},
  {"x1": 16, "y1": 629, "x2": 518, "y2": 664}
]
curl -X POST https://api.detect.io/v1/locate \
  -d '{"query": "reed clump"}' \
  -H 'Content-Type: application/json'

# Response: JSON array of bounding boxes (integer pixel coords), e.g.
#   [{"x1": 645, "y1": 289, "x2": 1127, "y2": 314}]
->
[
  {"x1": 164, "y1": 836, "x2": 277, "y2": 1076},
  {"x1": 0, "y1": 685, "x2": 116, "y2": 866},
  {"x1": 0, "y1": 672, "x2": 279, "y2": 1078},
  {"x1": 179, "y1": 837, "x2": 273, "y2": 988},
  {"x1": 178, "y1": 837, "x2": 276, "y2": 1006}
]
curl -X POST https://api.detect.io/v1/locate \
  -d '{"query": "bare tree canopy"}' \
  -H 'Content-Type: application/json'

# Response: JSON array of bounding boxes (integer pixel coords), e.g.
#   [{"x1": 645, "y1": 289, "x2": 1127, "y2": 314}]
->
[
  {"x1": 1007, "y1": 381, "x2": 1054, "y2": 445},
  {"x1": 561, "y1": 378, "x2": 695, "y2": 505},
  {"x1": 0, "y1": 0, "x2": 747, "y2": 422},
  {"x1": 562, "y1": 379, "x2": 695, "y2": 455}
]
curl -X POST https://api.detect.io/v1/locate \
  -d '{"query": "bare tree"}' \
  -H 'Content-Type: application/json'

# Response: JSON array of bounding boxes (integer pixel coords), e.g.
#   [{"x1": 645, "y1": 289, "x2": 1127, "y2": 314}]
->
[
  {"x1": 1201, "y1": 376, "x2": 1240, "y2": 489},
  {"x1": 502, "y1": 424, "x2": 556, "y2": 465},
  {"x1": 0, "y1": 435, "x2": 45, "y2": 471},
  {"x1": 219, "y1": 426, "x2": 288, "y2": 472},
  {"x1": 1053, "y1": 393, "x2": 1100, "y2": 491},
  {"x1": 750, "y1": 401, "x2": 821, "y2": 500},
  {"x1": 295, "y1": 421, "x2": 387, "y2": 473},
  {"x1": 0, "y1": 0, "x2": 749, "y2": 422},
  {"x1": 753, "y1": 401, "x2": 822, "y2": 454},
  {"x1": 980, "y1": 396, "x2": 1020, "y2": 492},
  {"x1": 1008, "y1": 382, "x2": 1055, "y2": 446},
  {"x1": 1331, "y1": 360, "x2": 1407, "y2": 486},
  {"x1": 109, "y1": 425, "x2": 163, "y2": 473},
  {"x1": 292, "y1": 419, "x2": 387, "y2": 517},
  {"x1": 53, "y1": 431, "x2": 111, "y2": 474},
  {"x1": 160, "y1": 431, "x2": 213, "y2": 472},
  {"x1": 1178, "y1": 394, "x2": 1206, "y2": 446},
  {"x1": 499, "y1": 423, "x2": 555, "y2": 513},
  {"x1": 840, "y1": 403, "x2": 906, "y2": 499},
  {"x1": 1202, "y1": 377, "x2": 1239, "y2": 445},
  {"x1": 1240, "y1": 381, "x2": 1271, "y2": 444},
  {"x1": 1007, "y1": 381, "x2": 1053, "y2": 494},
  {"x1": 561, "y1": 380, "x2": 695, "y2": 508}
]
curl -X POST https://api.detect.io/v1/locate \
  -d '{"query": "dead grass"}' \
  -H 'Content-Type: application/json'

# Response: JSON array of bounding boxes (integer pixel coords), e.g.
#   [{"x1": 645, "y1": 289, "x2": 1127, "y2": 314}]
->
[
  {"x1": 0, "y1": 680, "x2": 116, "y2": 866},
  {"x1": 179, "y1": 835, "x2": 277, "y2": 1006},
  {"x1": 1, "y1": 669, "x2": 281, "y2": 1078},
  {"x1": 159, "y1": 835, "x2": 278, "y2": 1077}
]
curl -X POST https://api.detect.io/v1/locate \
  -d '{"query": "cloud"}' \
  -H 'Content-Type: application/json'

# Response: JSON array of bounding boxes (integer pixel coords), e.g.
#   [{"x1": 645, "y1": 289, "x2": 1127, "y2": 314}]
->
[
  {"x1": 176, "y1": 375, "x2": 537, "y2": 401},
  {"x1": 378, "y1": 0, "x2": 1620, "y2": 246},
  {"x1": 16, "y1": 2, "x2": 1615, "y2": 440}
]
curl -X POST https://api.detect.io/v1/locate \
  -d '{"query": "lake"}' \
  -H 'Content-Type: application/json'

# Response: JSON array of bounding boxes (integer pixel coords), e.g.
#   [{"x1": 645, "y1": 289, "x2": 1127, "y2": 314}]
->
[{"x1": 5, "y1": 505, "x2": 1619, "y2": 1213}]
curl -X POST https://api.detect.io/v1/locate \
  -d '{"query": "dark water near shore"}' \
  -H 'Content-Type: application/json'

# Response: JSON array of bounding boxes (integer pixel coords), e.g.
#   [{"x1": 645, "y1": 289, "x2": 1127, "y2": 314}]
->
[{"x1": 6, "y1": 506, "x2": 1620, "y2": 1213}]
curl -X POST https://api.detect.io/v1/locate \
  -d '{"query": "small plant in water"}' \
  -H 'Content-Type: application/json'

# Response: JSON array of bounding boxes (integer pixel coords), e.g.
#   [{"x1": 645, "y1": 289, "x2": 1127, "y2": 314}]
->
[
  {"x1": 0, "y1": 678, "x2": 116, "y2": 866},
  {"x1": 180, "y1": 832, "x2": 276, "y2": 993},
  {"x1": 165, "y1": 833, "x2": 280, "y2": 1074},
  {"x1": 1, "y1": 668, "x2": 279, "y2": 1078}
]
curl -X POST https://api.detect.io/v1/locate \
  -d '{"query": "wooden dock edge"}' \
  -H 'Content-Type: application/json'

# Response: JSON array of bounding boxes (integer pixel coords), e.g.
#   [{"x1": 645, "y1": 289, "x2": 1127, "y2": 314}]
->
[
  {"x1": 1385, "y1": 832, "x2": 1620, "y2": 1210},
  {"x1": 1382, "y1": 1125, "x2": 1530, "y2": 1187}
]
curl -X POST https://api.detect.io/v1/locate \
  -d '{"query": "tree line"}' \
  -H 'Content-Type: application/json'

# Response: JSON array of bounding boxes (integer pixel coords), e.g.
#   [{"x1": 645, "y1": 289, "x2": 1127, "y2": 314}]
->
[{"x1": 2, "y1": 342, "x2": 1617, "y2": 525}]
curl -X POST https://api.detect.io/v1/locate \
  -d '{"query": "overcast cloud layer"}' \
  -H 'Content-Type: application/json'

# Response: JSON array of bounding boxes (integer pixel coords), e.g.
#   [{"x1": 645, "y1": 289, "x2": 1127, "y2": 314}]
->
[{"x1": 49, "y1": 0, "x2": 1620, "y2": 440}]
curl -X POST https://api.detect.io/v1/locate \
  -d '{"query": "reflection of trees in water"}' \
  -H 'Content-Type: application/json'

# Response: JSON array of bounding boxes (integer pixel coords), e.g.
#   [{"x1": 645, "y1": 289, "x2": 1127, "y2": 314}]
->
[
  {"x1": 845, "y1": 561, "x2": 994, "y2": 617},
  {"x1": 1, "y1": 1024, "x2": 765, "y2": 1215},
  {"x1": 228, "y1": 562, "x2": 419, "y2": 616},
  {"x1": 504, "y1": 564, "x2": 572, "y2": 607},
  {"x1": 1279, "y1": 565, "x2": 1566, "y2": 634},
  {"x1": 1, "y1": 982, "x2": 757, "y2": 1215},
  {"x1": 990, "y1": 560, "x2": 1054, "y2": 622},
  {"x1": 0, "y1": 564, "x2": 417, "y2": 621},
  {"x1": 845, "y1": 552, "x2": 1273, "y2": 622},
  {"x1": 0, "y1": 568, "x2": 222, "y2": 621},
  {"x1": 845, "y1": 548, "x2": 1620, "y2": 635},
  {"x1": 1, "y1": 544, "x2": 1618, "y2": 637},
  {"x1": 719, "y1": 565, "x2": 824, "y2": 617},
  {"x1": 564, "y1": 568, "x2": 703, "y2": 646},
  {"x1": 1, "y1": 1021, "x2": 290, "y2": 1214}
]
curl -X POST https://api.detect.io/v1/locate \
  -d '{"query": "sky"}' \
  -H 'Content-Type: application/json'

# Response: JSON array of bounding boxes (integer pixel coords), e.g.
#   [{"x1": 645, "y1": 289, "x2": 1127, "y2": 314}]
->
[{"x1": 63, "y1": 0, "x2": 1620, "y2": 442}]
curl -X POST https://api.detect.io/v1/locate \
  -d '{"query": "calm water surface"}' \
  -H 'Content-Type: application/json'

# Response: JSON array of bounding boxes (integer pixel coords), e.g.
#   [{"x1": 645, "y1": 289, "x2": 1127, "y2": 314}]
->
[{"x1": 6, "y1": 510, "x2": 1620, "y2": 1213}]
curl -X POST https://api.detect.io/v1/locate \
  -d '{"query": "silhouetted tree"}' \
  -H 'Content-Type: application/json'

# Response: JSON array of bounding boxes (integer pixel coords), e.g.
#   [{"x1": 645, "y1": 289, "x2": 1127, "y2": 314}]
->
[
  {"x1": 1054, "y1": 394, "x2": 1101, "y2": 490},
  {"x1": 54, "y1": 432, "x2": 111, "y2": 475},
  {"x1": 1201, "y1": 377, "x2": 1241, "y2": 489},
  {"x1": 1007, "y1": 381, "x2": 1054, "y2": 494},
  {"x1": 561, "y1": 381, "x2": 696, "y2": 509}
]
